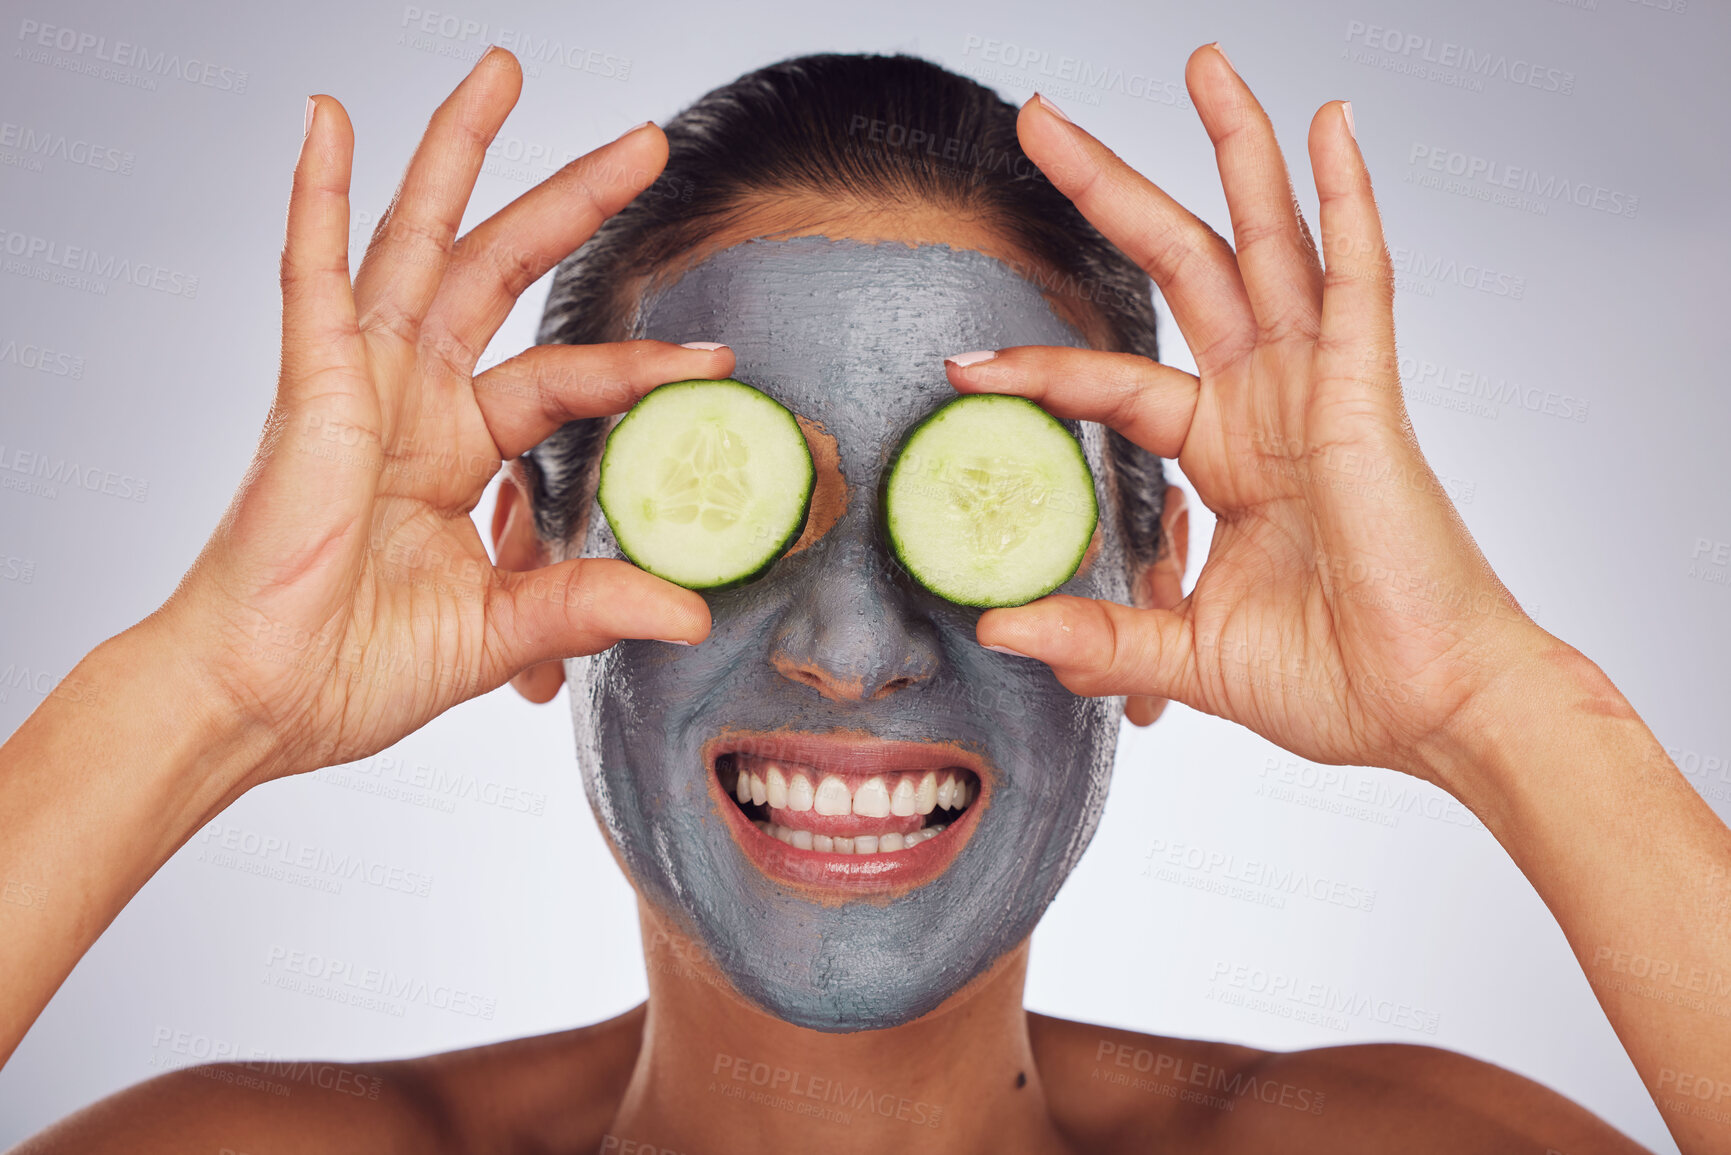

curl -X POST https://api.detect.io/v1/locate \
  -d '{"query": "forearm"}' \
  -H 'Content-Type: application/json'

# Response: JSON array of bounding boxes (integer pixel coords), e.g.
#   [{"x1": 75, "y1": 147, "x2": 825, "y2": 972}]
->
[
  {"x1": 1429, "y1": 640, "x2": 1731, "y2": 1155},
  {"x1": 0, "y1": 619, "x2": 268, "y2": 1065}
]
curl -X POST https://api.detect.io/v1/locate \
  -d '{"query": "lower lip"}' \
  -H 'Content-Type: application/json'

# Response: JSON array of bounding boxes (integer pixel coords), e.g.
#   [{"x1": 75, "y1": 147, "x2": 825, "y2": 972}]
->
[{"x1": 709, "y1": 764, "x2": 983, "y2": 895}]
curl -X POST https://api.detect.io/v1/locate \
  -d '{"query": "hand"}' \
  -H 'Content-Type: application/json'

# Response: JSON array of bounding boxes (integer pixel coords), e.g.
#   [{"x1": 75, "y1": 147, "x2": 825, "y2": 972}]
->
[
  {"x1": 150, "y1": 47, "x2": 721, "y2": 784},
  {"x1": 953, "y1": 46, "x2": 1550, "y2": 785}
]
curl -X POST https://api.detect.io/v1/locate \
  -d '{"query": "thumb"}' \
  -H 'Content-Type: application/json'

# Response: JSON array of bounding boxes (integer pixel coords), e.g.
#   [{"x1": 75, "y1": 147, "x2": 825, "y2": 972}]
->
[
  {"x1": 977, "y1": 596, "x2": 1195, "y2": 705},
  {"x1": 483, "y1": 558, "x2": 710, "y2": 680}
]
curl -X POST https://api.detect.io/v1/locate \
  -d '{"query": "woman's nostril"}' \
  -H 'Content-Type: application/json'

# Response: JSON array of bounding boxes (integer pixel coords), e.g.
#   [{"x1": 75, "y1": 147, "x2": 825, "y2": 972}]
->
[{"x1": 872, "y1": 676, "x2": 917, "y2": 699}]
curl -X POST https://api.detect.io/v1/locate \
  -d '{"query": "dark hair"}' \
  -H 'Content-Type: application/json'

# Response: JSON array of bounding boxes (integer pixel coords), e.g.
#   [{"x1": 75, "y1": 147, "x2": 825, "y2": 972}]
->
[{"x1": 525, "y1": 52, "x2": 1168, "y2": 568}]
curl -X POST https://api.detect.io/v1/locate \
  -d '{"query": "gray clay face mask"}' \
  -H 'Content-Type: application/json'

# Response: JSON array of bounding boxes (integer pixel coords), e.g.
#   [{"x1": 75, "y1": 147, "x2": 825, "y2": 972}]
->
[{"x1": 562, "y1": 237, "x2": 1132, "y2": 1031}]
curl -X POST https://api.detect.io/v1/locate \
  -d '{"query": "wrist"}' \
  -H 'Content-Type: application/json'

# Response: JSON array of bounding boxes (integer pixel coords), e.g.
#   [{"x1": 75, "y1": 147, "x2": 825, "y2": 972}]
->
[
  {"x1": 1413, "y1": 625, "x2": 1643, "y2": 829},
  {"x1": 87, "y1": 612, "x2": 282, "y2": 801}
]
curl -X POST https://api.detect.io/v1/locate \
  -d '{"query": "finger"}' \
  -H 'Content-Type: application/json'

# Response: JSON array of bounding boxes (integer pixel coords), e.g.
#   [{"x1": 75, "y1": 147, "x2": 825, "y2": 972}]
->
[
  {"x1": 251, "y1": 95, "x2": 379, "y2": 589},
  {"x1": 425, "y1": 124, "x2": 669, "y2": 366},
  {"x1": 1188, "y1": 44, "x2": 1325, "y2": 342},
  {"x1": 977, "y1": 595, "x2": 1196, "y2": 706},
  {"x1": 476, "y1": 340, "x2": 736, "y2": 460},
  {"x1": 944, "y1": 346, "x2": 1199, "y2": 459},
  {"x1": 1016, "y1": 92, "x2": 1255, "y2": 377},
  {"x1": 485, "y1": 558, "x2": 712, "y2": 678},
  {"x1": 1309, "y1": 101, "x2": 1400, "y2": 412},
  {"x1": 351, "y1": 47, "x2": 522, "y2": 341},
  {"x1": 280, "y1": 96, "x2": 360, "y2": 387}
]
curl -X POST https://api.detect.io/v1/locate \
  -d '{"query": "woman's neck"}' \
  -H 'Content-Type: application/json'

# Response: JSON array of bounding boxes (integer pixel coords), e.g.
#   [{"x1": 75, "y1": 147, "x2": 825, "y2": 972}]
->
[{"x1": 606, "y1": 898, "x2": 1076, "y2": 1155}]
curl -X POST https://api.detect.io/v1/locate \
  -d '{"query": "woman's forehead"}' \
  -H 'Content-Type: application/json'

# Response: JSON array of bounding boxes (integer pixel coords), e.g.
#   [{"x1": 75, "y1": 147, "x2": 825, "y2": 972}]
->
[{"x1": 635, "y1": 237, "x2": 1089, "y2": 427}]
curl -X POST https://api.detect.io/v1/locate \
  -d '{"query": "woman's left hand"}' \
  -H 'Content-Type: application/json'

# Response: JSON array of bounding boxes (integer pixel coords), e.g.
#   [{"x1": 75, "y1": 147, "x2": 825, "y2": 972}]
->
[{"x1": 952, "y1": 45, "x2": 1554, "y2": 787}]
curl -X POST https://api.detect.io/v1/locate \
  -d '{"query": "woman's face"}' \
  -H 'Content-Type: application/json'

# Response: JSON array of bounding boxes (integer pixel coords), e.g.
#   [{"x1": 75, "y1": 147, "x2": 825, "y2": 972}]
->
[{"x1": 564, "y1": 236, "x2": 1134, "y2": 1031}]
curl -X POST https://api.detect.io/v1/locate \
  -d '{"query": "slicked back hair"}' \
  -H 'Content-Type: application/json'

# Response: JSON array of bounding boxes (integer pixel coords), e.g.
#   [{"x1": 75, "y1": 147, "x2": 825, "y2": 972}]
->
[{"x1": 525, "y1": 52, "x2": 1168, "y2": 569}]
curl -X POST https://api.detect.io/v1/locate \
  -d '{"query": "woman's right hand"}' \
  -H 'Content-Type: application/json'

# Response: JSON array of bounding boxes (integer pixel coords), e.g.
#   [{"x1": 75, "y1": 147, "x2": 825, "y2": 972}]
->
[{"x1": 153, "y1": 46, "x2": 722, "y2": 785}]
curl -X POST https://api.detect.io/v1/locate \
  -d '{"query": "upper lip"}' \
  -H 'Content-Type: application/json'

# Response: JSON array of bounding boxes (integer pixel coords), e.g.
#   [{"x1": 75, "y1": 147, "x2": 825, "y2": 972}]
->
[{"x1": 701, "y1": 729, "x2": 994, "y2": 787}]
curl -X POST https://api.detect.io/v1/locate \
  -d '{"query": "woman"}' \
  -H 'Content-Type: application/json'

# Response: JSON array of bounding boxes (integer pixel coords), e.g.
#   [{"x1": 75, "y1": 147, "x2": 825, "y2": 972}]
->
[{"x1": 2, "y1": 43, "x2": 1721, "y2": 1154}]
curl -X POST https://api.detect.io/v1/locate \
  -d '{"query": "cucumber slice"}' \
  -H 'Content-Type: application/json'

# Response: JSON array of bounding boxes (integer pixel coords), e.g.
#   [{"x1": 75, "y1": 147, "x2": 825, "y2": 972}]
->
[
  {"x1": 885, "y1": 395, "x2": 1097, "y2": 607},
  {"x1": 598, "y1": 379, "x2": 814, "y2": 590}
]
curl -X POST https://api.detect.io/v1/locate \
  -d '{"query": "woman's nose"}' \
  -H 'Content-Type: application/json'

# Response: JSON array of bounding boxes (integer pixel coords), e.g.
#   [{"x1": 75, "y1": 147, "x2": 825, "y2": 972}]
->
[{"x1": 766, "y1": 536, "x2": 943, "y2": 701}]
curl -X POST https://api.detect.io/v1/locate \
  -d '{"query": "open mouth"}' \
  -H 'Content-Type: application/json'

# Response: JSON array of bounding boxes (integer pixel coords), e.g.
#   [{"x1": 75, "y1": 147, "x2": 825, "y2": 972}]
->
[
  {"x1": 705, "y1": 735, "x2": 988, "y2": 890},
  {"x1": 717, "y1": 753, "x2": 979, "y2": 853}
]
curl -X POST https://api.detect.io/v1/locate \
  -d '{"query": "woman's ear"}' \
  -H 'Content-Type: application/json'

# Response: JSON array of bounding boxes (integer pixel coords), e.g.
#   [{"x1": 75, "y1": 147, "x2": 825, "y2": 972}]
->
[
  {"x1": 491, "y1": 463, "x2": 567, "y2": 705},
  {"x1": 1124, "y1": 484, "x2": 1189, "y2": 727}
]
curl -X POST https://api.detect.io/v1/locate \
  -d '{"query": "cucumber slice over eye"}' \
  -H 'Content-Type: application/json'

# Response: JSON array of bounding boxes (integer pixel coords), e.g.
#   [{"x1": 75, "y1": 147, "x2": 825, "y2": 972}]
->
[
  {"x1": 884, "y1": 394, "x2": 1098, "y2": 608},
  {"x1": 598, "y1": 379, "x2": 814, "y2": 590}
]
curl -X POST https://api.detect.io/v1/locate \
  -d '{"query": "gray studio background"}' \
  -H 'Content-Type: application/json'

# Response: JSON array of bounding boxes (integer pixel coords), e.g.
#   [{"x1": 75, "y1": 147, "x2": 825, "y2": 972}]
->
[{"x1": 2, "y1": 0, "x2": 1726, "y2": 1150}]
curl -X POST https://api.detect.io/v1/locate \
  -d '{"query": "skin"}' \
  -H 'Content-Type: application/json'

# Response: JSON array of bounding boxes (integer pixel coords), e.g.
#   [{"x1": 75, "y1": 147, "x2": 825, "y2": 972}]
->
[
  {"x1": 1, "y1": 40, "x2": 1725, "y2": 1155},
  {"x1": 567, "y1": 236, "x2": 1127, "y2": 1032}
]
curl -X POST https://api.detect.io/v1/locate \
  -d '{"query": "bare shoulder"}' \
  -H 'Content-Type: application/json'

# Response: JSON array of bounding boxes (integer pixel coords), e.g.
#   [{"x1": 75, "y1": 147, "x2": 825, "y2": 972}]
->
[
  {"x1": 9, "y1": 1004, "x2": 645, "y2": 1155},
  {"x1": 1027, "y1": 1012, "x2": 1654, "y2": 1155}
]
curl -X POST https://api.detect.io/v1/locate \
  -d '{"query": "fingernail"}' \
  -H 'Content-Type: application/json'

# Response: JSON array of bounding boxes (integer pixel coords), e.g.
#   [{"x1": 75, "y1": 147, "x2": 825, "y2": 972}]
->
[
  {"x1": 982, "y1": 642, "x2": 1031, "y2": 658},
  {"x1": 659, "y1": 638, "x2": 695, "y2": 647},
  {"x1": 945, "y1": 350, "x2": 997, "y2": 369},
  {"x1": 1032, "y1": 92, "x2": 1071, "y2": 124},
  {"x1": 1211, "y1": 42, "x2": 1236, "y2": 73},
  {"x1": 478, "y1": 45, "x2": 502, "y2": 65},
  {"x1": 1341, "y1": 101, "x2": 1356, "y2": 141},
  {"x1": 303, "y1": 96, "x2": 316, "y2": 138},
  {"x1": 614, "y1": 120, "x2": 655, "y2": 143},
  {"x1": 680, "y1": 341, "x2": 728, "y2": 351}
]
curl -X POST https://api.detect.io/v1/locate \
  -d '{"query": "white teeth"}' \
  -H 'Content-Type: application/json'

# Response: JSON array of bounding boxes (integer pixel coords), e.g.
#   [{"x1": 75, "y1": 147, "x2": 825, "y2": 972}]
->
[
  {"x1": 766, "y1": 765, "x2": 788, "y2": 809},
  {"x1": 915, "y1": 771, "x2": 937, "y2": 814},
  {"x1": 757, "y1": 821, "x2": 949, "y2": 853},
  {"x1": 853, "y1": 776, "x2": 891, "y2": 818},
  {"x1": 814, "y1": 775, "x2": 852, "y2": 816},
  {"x1": 890, "y1": 777, "x2": 918, "y2": 816},
  {"x1": 734, "y1": 755, "x2": 975, "y2": 853}
]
